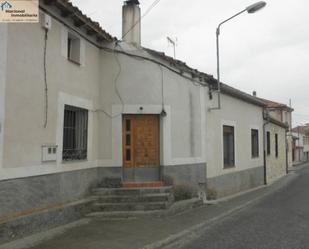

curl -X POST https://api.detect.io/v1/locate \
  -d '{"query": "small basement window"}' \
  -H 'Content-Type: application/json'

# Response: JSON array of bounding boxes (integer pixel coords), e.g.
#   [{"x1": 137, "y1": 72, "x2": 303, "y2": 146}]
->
[
  {"x1": 67, "y1": 32, "x2": 81, "y2": 64},
  {"x1": 62, "y1": 105, "x2": 88, "y2": 161}
]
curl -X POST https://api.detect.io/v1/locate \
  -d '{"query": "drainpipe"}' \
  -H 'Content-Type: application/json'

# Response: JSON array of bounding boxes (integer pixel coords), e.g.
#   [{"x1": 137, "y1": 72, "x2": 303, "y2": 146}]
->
[
  {"x1": 263, "y1": 109, "x2": 269, "y2": 185},
  {"x1": 285, "y1": 127, "x2": 289, "y2": 174}
]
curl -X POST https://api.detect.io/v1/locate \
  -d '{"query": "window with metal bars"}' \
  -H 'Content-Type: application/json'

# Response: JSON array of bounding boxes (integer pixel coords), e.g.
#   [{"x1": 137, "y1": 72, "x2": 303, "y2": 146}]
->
[{"x1": 62, "y1": 105, "x2": 88, "y2": 161}]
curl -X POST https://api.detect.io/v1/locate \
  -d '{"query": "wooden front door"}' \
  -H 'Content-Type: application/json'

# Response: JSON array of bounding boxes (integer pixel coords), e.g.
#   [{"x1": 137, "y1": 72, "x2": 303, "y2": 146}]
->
[{"x1": 122, "y1": 115, "x2": 160, "y2": 182}]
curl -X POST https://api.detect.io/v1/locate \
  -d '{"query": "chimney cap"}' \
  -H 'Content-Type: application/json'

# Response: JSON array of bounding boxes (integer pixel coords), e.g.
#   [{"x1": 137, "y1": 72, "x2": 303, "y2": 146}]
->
[
  {"x1": 253, "y1": 91, "x2": 257, "y2": 97},
  {"x1": 125, "y1": 0, "x2": 140, "y2": 5}
]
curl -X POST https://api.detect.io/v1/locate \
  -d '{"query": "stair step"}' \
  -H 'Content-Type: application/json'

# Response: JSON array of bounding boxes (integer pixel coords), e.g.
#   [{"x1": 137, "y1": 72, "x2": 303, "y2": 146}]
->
[
  {"x1": 86, "y1": 210, "x2": 164, "y2": 219},
  {"x1": 92, "y1": 201, "x2": 169, "y2": 212},
  {"x1": 94, "y1": 193, "x2": 173, "y2": 203},
  {"x1": 122, "y1": 181, "x2": 164, "y2": 188},
  {"x1": 93, "y1": 186, "x2": 172, "y2": 196}
]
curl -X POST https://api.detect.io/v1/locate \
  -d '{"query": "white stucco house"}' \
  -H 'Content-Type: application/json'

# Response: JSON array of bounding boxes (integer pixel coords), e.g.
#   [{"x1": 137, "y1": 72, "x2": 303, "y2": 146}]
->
[
  {"x1": 292, "y1": 126, "x2": 309, "y2": 163},
  {"x1": 0, "y1": 0, "x2": 291, "y2": 242}
]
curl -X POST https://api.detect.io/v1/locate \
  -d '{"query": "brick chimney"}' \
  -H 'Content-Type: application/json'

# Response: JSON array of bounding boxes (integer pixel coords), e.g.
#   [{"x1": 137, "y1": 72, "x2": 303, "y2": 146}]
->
[{"x1": 122, "y1": 0, "x2": 141, "y2": 46}]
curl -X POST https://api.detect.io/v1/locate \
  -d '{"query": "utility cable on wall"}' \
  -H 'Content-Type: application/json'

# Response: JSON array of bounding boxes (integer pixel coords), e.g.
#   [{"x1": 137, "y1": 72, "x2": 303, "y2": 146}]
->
[
  {"x1": 40, "y1": 6, "x2": 208, "y2": 89},
  {"x1": 43, "y1": 29, "x2": 49, "y2": 128},
  {"x1": 93, "y1": 43, "x2": 124, "y2": 118},
  {"x1": 158, "y1": 64, "x2": 166, "y2": 116}
]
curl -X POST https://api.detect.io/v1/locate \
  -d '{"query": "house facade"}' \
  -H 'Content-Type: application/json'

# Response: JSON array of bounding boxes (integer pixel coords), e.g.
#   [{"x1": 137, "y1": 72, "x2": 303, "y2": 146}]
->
[
  {"x1": 257, "y1": 97, "x2": 294, "y2": 169},
  {"x1": 205, "y1": 86, "x2": 265, "y2": 198},
  {"x1": 0, "y1": 0, "x2": 210, "y2": 224},
  {"x1": 0, "y1": 0, "x2": 291, "y2": 242},
  {"x1": 292, "y1": 126, "x2": 309, "y2": 163}
]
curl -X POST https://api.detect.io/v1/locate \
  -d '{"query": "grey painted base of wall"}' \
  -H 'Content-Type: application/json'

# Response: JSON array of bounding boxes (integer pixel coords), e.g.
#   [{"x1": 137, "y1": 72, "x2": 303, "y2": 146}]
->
[
  {"x1": 0, "y1": 166, "x2": 121, "y2": 244},
  {"x1": 207, "y1": 166, "x2": 264, "y2": 198},
  {"x1": 123, "y1": 167, "x2": 160, "y2": 182},
  {"x1": 0, "y1": 199, "x2": 93, "y2": 244},
  {"x1": 162, "y1": 163, "x2": 207, "y2": 187},
  {"x1": 0, "y1": 163, "x2": 206, "y2": 243}
]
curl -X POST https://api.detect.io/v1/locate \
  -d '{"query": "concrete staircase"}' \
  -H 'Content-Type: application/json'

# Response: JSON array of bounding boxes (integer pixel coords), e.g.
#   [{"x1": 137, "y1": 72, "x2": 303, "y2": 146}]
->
[{"x1": 87, "y1": 186, "x2": 174, "y2": 219}]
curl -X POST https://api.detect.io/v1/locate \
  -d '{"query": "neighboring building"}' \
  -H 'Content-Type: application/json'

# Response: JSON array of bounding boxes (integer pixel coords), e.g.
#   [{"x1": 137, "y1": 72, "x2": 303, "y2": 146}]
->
[
  {"x1": 206, "y1": 84, "x2": 266, "y2": 198},
  {"x1": 292, "y1": 126, "x2": 309, "y2": 163},
  {"x1": 264, "y1": 117, "x2": 288, "y2": 183},
  {"x1": 257, "y1": 97, "x2": 294, "y2": 169},
  {"x1": 0, "y1": 0, "x2": 290, "y2": 242}
]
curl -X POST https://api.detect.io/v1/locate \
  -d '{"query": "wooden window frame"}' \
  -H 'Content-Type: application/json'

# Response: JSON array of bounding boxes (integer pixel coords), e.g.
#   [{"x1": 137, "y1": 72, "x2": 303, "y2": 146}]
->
[
  {"x1": 275, "y1": 133, "x2": 278, "y2": 158},
  {"x1": 62, "y1": 105, "x2": 88, "y2": 161},
  {"x1": 223, "y1": 125, "x2": 235, "y2": 169},
  {"x1": 251, "y1": 129, "x2": 259, "y2": 158}
]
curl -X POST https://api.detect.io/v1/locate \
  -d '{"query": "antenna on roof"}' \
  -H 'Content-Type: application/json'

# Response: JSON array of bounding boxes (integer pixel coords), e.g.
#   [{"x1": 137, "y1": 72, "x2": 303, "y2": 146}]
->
[{"x1": 167, "y1": 36, "x2": 177, "y2": 59}]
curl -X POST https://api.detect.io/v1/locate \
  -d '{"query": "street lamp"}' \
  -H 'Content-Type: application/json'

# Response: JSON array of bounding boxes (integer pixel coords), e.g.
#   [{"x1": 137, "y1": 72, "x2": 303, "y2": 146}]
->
[{"x1": 209, "y1": 1, "x2": 267, "y2": 111}]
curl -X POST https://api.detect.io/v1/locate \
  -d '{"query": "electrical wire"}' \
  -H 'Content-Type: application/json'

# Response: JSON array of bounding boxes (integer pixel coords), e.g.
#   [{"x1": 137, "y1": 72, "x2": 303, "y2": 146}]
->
[
  {"x1": 122, "y1": 0, "x2": 163, "y2": 40},
  {"x1": 39, "y1": 6, "x2": 208, "y2": 88},
  {"x1": 159, "y1": 65, "x2": 164, "y2": 109},
  {"x1": 43, "y1": 29, "x2": 48, "y2": 128},
  {"x1": 93, "y1": 43, "x2": 125, "y2": 118}
]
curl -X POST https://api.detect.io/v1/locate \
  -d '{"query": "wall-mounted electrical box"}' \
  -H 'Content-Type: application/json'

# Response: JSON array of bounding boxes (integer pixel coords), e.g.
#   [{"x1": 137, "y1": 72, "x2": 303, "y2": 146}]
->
[
  {"x1": 41, "y1": 13, "x2": 52, "y2": 30},
  {"x1": 42, "y1": 144, "x2": 57, "y2": 162}
]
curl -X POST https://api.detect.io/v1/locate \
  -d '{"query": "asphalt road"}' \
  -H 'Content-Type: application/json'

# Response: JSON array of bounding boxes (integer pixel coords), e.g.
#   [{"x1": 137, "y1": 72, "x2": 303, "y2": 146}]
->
[{"x1": 181, "y1": 165, "x2": 309, "y2": 249}]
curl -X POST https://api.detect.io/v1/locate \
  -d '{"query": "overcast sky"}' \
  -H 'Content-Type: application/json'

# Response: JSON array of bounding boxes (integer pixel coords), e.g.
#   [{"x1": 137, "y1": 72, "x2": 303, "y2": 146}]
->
[{"x1": 72, "y1": 0, "x2": 309, "y2": 127}]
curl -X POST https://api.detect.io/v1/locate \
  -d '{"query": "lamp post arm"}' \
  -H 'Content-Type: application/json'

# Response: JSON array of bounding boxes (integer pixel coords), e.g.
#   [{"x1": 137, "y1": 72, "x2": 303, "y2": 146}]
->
[
  {"x1": 209, "y1": 8, "x2": 247, "y2": 111},
  {"x1": 217, "y1": 9, "x2": 247, "y2": 34}
]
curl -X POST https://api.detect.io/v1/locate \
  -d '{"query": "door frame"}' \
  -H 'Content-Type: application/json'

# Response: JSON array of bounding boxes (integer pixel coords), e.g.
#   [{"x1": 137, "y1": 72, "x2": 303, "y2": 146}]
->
[{"x1": 122, "y1": 114, "x2": 161, "y2": 182}]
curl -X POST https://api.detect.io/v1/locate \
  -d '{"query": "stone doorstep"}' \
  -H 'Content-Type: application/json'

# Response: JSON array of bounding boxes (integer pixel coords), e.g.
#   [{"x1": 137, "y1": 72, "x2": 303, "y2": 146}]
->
[
  {"x1": 122, "y1": 181, "x2": 164, "y2": 188},
  {"x1": 94, "y1": 193, "x2": 173, "y2": 203},
  {"x1": 93, "y1": 201, "x2": 170, "y2": 212},
  {"x1": 93, "y1": 186, "x2": 173, "y2": 196},
  {"x1": 87, "y1": 198, "x2": 203, "y2": 220},
  {"x1": 0, "y1": 198, "x2": 95, "y2": 245}
]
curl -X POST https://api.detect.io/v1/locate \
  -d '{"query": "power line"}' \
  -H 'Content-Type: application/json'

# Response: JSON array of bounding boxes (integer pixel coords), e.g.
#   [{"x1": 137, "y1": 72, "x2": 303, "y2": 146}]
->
[{"x1": 122, "y1": 0, "x2": 162, "y2": 40}]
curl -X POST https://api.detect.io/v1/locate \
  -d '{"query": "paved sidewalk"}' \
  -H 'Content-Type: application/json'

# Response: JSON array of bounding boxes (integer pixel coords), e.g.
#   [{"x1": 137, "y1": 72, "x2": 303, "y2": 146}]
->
[{"x1": 0, "y1": 169, "x2": 301, "y2": 249}]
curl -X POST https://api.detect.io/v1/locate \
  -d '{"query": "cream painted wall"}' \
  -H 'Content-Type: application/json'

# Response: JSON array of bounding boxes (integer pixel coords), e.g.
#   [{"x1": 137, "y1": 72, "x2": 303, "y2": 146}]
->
[
  {"x1": 265, "y1": 122, "x2": 286, "y2": 182},
  {"x1": 0, "y1": 13, "x2": 207, "y2": 180},
  {"x1": 0, "y1": 24, "x2": 8, "y2": 169},
  {"x1": 2, "y1": 18, "x2": 101, "y2": 172},
  {"x1": 98, "y1": 44, "x2": 206, "y2": 167},
  {"x1": 205, "y1": 93, "x2": 264, "y2": 178},
  {"x1": 268, "y1": 109, "x2": 293, "y2": 168}
]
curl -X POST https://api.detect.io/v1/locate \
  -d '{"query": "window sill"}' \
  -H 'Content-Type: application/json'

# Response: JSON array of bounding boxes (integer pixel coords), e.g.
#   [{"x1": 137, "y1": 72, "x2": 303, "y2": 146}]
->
[
  {"x1": 251, "y1": 156, "x2": 260, "y2": 159},
  {"x1": 223, "y1": 165, "x2": 235, "y2": 169},
  {"x1": 67, "y1": 58, "x2": 81, "y2": 66},
  {"x1": 62, "y1": 159, "x2": 88, "y2": 164}
]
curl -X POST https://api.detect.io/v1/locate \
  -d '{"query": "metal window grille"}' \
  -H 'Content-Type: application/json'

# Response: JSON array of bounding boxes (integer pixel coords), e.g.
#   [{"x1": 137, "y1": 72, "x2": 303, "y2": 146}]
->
[{"x1": 62, "y1": 105, "x2": 88, "y2": 161}]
